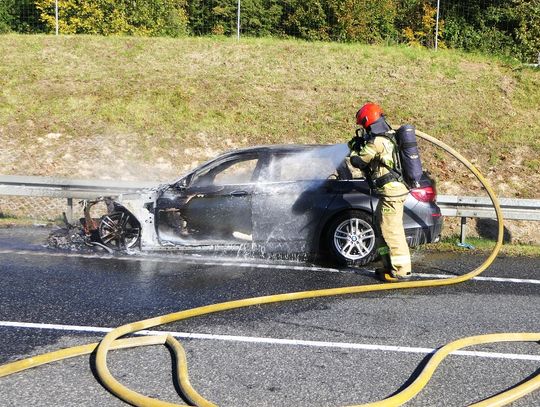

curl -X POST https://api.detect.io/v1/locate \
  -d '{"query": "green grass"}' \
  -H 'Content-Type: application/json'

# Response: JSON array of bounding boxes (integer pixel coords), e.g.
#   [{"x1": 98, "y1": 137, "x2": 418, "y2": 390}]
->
[
  {"x1": 420, "y1": 237, "x2": 540, "y2": 257},
  {"x1": 0, "y1": 34, "x2": 539, "y2": 197},
  {"x1": 0, "y1": 215, "x2": 51, "y2": 227}
]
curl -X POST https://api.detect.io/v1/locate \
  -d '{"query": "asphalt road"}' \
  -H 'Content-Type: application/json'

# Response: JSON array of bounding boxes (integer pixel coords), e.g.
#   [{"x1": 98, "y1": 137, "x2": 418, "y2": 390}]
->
[{"x1": 0, "y1": 227, "x2": 539, "y2": 406}]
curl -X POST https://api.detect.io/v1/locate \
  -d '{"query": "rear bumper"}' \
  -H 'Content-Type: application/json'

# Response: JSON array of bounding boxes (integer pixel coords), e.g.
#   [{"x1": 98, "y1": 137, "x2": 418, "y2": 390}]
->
[{"x1": 405, "y1": 216, "x2": 443, "y2": 247}]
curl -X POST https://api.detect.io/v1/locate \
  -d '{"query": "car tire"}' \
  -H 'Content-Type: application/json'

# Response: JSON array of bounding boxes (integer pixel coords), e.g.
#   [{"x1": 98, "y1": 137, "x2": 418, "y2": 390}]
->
[
  {"x1": 98, "y1": 211, "x2": 141, "y2": 250},
  {"x1": 325, "y1": 210, "x2": 377, "y2": 266}
]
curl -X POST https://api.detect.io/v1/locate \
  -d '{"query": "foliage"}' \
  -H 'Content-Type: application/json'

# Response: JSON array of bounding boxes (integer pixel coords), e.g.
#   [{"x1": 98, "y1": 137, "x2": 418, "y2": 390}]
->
[
  {"x1": 187, "y1": 0, "x2": 283, "y2": 37},
  {"x1": 512, "y1": 0, "x2": 540, "y2": 63},
  {"x1": 0, "y1": 0, "x2": 13, "y2": 33},
  {"x1": 240, "y1": 0, "x2": 281, "y2": 36},
  {"x1": 397, "y1": 0, "x2": 443, "y2": 48},
  {"x1": 281, "y1": 0, "x2": 329, "y2": 40},
  {"x1": 2, "y1": 1, "x2": 540, "y2": 62},
  {"x1": 329, "y1": 0, "x2": 398, "y2": 43},
  {"x1": 0, "y1": 0, "x2": 44, "y2": 33},
  {"x1": 441, "y1": 1, "x2": 515, "y2": 58},
  {"x1": 34, "y1": 0, "x2": 188, "y2": 36},
  {"x1": 439, "y1": 0, "x2": 538, "y2": 62}
]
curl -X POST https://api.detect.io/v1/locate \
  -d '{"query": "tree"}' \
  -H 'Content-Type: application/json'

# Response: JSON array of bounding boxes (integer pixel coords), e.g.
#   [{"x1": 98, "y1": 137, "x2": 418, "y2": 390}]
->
[
  {"x1": 185, "y1": 0, "x2": 282, "y2": 37},
  {"x1": 123, "y1": 0, "x2": 189, "y2": 37},
  {"x1": 186, "y1": 0, "x2": 213, "y2": 35},
  {"x1": 241, "y1": 0, "x2": 283, "y2": 36}
]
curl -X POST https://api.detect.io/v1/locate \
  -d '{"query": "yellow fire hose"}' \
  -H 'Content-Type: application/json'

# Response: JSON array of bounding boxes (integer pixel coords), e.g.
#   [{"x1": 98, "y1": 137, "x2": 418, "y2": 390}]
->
[{"x1": 0, "y1": 131, "x2": 538, "y2": 406}]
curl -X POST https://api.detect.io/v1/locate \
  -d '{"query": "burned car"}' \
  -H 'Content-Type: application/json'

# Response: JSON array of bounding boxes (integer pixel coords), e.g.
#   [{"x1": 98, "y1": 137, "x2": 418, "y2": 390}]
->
[{"x1": 84, "y1": 144, "x2": 442, "y2": 266}]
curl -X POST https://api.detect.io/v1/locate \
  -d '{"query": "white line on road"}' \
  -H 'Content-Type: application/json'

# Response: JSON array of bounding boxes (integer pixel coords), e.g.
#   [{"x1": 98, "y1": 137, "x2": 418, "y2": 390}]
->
[
  {"x1": 1, "y1": 248, "x2": 538, "y2": 285},
  {"x1": 417, "y1": 273, "x2": 540, "y2": 285},
  {"x1": 1, "y1": 320, "x2": 538, "y2": 362}
]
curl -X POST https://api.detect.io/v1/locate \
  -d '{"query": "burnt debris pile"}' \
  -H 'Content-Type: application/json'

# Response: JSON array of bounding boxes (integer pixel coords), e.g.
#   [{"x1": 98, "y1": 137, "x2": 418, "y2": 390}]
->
[{"x1": 46, "y1": 225, "x2": 92, "y2": 252}]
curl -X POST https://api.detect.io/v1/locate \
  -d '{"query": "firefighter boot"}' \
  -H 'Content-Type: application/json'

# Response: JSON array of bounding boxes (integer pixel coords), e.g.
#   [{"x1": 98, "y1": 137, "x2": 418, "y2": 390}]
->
[
  {"x1": 375, "y1": 268, "x2": 411, "y2": 283},
  {"x1": 374, "y1": 268, "x2": 397, "y2": 282},
  {"x1": 375, "y1": 246, "x2": 402, "y2": 282}
]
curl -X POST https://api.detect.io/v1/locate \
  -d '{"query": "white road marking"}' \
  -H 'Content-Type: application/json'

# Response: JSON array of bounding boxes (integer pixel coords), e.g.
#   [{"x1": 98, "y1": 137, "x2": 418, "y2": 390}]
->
[
  {"x1": 0, "y1": 320, "x2": 538, "y2": 362},
  {"x1": 0, "y1": 248, "x2": 538, "y2": 284},
  {"x1": 417, "y1": 273, "x2": 540, "y2": 285}
]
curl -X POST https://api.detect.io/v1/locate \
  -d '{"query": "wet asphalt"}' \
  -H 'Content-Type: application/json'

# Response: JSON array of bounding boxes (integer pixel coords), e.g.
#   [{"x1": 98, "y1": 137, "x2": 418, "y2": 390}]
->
[{"x1": 0, "y1": 226, "x2": 538, "y2": 407}]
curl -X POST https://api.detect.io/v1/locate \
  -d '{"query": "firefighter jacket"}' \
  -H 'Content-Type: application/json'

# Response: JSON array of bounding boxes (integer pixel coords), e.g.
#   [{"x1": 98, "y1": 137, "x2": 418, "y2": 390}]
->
[{"x1": 349, "y1": 133, "x2": 409, "y2": 197}]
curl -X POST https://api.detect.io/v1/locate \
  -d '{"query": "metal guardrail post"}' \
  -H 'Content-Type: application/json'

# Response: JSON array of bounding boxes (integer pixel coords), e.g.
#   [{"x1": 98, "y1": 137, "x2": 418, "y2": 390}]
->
[
  {"x1": 460, "y1": 217, "x2": 467, "y2": 244},
  {"x1": 66, "y1": 197, "x2": 73, "y2": 224}
]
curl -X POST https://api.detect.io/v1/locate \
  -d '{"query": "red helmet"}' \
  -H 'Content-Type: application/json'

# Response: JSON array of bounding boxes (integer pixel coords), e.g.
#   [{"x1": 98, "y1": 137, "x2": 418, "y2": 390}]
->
[{"x1": 356, "y1": 103, "x2": 384, "y2": 128}]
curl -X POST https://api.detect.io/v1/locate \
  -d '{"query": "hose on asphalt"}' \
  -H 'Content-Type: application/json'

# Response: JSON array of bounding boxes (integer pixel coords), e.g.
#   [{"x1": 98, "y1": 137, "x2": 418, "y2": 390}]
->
[{"x1": 0, "y1": 130, "x2": 538, "y2": 406}]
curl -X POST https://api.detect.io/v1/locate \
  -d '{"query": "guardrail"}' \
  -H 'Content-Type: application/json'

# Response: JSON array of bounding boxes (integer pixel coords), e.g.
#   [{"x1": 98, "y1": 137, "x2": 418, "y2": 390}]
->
[
  {"x1": 436, "y1": 195, "x2": 540, "y2": 244},
  {"x1": 0, "y1": 175, "x2": 158, "y2": 223},
  {"x1": 0, "y1": 175, "x2": 158, "y2": 198},
  {"x1": 1, "y1": 175, "x2": 539, "y2": 242}
]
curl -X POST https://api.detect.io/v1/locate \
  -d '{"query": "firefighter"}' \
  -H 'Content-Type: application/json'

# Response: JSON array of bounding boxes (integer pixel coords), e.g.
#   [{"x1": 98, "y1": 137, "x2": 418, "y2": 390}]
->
[{"x1": 349, "y1": 103, "x2": 411, "y2": 282}]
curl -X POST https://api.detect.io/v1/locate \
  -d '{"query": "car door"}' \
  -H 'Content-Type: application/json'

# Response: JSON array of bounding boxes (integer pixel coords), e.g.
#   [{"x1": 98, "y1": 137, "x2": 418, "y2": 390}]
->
[
  {"x1": 252, "y1": 148, "x2": 343, "y2": 253},
  {"x1": 156, "y1": 153, "x2": 261, "y2": 244}
]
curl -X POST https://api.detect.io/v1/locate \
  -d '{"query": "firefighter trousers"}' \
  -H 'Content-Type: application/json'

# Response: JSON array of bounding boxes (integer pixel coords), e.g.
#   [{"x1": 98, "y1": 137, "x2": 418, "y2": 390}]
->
[{"x1": 376, "y1": 182, "x2": 411, "y2": 278}]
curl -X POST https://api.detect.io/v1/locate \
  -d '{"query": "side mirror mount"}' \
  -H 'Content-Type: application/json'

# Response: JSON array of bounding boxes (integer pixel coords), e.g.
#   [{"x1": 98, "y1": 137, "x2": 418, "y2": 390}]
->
[{"x1": 174, "y1": 177, "x2": 189, "y2": 191}]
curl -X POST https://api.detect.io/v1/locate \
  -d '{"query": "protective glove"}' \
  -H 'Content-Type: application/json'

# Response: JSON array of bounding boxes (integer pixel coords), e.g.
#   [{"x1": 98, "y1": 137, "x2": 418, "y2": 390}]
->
[
  {"x1": 348, "y1": 135, "x2": 365, "y2": 152},
  {"x1": 350, "y1": 155, "x2": 364, "y2": 169}
]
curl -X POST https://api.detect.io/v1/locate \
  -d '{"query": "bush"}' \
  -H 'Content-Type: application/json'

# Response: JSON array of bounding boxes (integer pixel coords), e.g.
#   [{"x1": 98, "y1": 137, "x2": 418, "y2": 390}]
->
[
  {"x1": 280, "y1": 0, "x2": 330, "y2": 41},
  {"x1": 0, "y1": 0, "x2": 13, "y2": 33},
  {"x1": 398, "y1": 0, "x2": 442, "y2": 48},
  {"x1": 34, "y1": 0, "x2": 188, "y2": 36},
  {"x1": 512, "y1": 0, "x2": 540, "y2": 63},
  {"x1": 330, "y1": 0, "x2": 398, "y2": 44},
  {"x1": 1, "y1": 0, "x2": 45, "y2": 33}
]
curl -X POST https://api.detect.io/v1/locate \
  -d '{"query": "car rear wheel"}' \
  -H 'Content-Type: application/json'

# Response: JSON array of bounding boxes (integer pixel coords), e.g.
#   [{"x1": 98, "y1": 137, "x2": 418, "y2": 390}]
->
[
  {"x1": 326, "y1": 210, "x2": 377, "y2": 266},
  {"x1": 99, "y1": 211, "x2": 141, "y2": 250}
]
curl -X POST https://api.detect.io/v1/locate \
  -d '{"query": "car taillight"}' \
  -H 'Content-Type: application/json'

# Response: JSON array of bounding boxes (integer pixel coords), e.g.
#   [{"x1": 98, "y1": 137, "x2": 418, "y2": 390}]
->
[{"x1": 410, "y1": 186, "x2": 436, "y2": 202}]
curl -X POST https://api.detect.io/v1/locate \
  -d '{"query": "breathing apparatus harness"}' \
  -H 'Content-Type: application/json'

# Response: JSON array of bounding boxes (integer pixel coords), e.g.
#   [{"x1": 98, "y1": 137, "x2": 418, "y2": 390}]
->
[
  {"x1": 349, "y1": 128, "x2": 401, "y2": 193},
  {"x1": 349, "y1": 123, "x2": 424, "y2": 193},
  {"x1": 372, "y1": 130, "x2": 406, "y2": 190},
  {"x1": 349, "y1": 123, "x2": 421, "y2": 230}
]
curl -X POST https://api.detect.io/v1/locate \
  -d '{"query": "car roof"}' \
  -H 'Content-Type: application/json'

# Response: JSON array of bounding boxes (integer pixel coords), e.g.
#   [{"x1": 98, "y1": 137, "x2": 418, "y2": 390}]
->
[
  {"x1": 173, "y1": 143, "x2": 348, "y2": 184},
  {"x1": 219, "y1": 143, "x2": 343, "y2": 156}
]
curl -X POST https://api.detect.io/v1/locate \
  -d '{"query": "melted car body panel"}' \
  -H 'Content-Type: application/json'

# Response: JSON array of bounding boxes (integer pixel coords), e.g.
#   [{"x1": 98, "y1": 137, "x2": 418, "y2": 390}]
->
[{"x1": 115, "y1": 190, "x2": 160, "y2": 250}]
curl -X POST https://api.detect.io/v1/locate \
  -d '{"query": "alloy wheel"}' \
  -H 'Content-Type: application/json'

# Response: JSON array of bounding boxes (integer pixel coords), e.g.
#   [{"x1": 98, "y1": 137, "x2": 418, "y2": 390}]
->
[{"x1": 333, "y1": 217, "x2": 375, "y2": 260}]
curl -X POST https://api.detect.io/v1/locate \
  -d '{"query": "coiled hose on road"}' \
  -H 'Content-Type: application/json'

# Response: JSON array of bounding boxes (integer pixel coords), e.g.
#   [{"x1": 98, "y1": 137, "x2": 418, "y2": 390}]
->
[{"x1": 0, "y1": 131, "x2": 538, "y2": 406}]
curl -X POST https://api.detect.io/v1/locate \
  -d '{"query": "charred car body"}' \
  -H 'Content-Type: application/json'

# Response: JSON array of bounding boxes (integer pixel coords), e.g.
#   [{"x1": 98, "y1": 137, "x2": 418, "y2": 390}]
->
[{"x1": 85, "y1": 144, "x2": 442, "y2": 266}]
